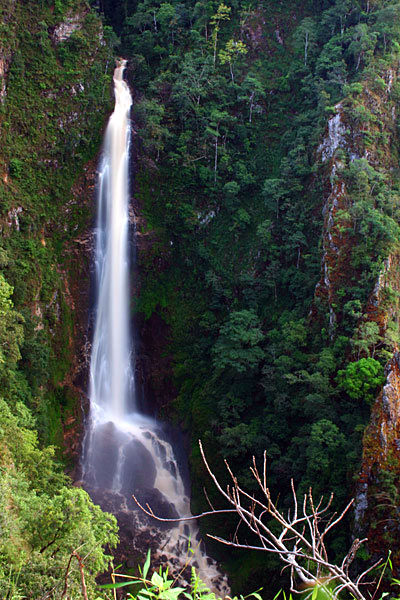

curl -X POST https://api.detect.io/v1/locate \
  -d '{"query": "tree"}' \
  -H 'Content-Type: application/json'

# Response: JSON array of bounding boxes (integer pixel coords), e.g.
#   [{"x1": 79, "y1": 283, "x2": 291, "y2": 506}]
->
[
  {"x1": 171, "y1": 50, "x2": 214, "y2": 113},
  {"x1": 352, "y1": 322, "x2": 382, "y2": 359},
  {"x1": 26, "y1": 487, "x2": 118, "y2": 572},
  {"x1": 205, "y1": 108, "x2": 232, "y2": 184},
  {"x1": 262, "y1": 178, "x2": 286, "y2": 220},
  {"x1": 134, "y1": 98, "x2": 169, "y2": 158},
  {"x1": 305, "y1": 419, "x2": 347, "y2": 494},
  {"x1": 0, "y1": 273, "x2": 24, "y2": 376},
  {"x1": 210, "y1": 3, "x2": 231, "y2": 66},
  {"x1": 375, "y1": 4, "x2": 400, "y2": 52},
  {"x1": 0, "y1": 398, "x2": 118, "y2": 599},
  {"x1": 212, "y1": 309, "x2": 265, "y2": 375},
  {"x1": 347, "y1": 23, "x2": 377, "y2": 71},
  {"x1": 218, "y1": 38, "x2": 247, "y2": 82},
  {"x1": 320, "y1": 0, "x2": 353, "y2": 38},
  {"x1": 293, "y1": 18, "x2": 317, "y2": 66},
  {"x1": 157, "y1": 3, "x2": 178, "y2": 44},
  {"x1": 337, "y1": 357, "x2": 385, "y2": 404},
  {"x1": 238, "y1": 74, "x2": 265, "y2": 122}
]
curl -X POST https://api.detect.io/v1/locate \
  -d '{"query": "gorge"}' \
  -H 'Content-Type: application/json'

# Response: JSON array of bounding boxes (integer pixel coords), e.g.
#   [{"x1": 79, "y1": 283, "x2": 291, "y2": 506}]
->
[{"x1": 2, "y1": 0, "x2": 400, "y2": 598}]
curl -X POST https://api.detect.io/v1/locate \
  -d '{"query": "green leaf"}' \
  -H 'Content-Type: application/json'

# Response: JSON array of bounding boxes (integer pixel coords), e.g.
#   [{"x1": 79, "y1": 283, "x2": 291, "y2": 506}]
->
[
  {"x1": 248, "y1": 592, "x2": 263, "y2": 600},
  {"x1": 143, "y1": 549, "x2": 151, "y2": 580},
  {"x1": 160, "y1": 587, "x2": 186, "y2": 600},
  {"x1": 151, "y1": 571, "x2": 164, "y2": 588},
  {"x1": 99, "y1": 580, "x2": 135, "y2": 589},
  {"x1": 311, "y1": 586, "x2": 318, "y2": 600}
]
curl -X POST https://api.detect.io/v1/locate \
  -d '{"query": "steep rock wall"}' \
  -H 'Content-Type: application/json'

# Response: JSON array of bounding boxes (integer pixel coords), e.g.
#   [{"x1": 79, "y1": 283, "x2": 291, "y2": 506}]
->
[
  {"x1": 57, "y1": 159, "x2": 98, "y2": 470},
  {"x1": 314, "y1": 67, "x2": 399, "y2": 335},
  {"x1": 314, "y1": 61, "x2": 400, "y2": 567},
  {"x1": 0, "y1": 0, "x2": 113, "y2": 454},
  {"x1": 356, "y1": 353, "x2": 400, "y2": 569},
  {"x1": 0, "y1": 2, "x2": 121, "y2": 597}
]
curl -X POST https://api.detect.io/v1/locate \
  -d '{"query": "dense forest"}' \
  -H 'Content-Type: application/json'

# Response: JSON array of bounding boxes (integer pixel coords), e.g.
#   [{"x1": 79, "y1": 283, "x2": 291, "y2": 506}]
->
[{"x1": 2, "y1": 0, "x2": 400, "y2": 597}]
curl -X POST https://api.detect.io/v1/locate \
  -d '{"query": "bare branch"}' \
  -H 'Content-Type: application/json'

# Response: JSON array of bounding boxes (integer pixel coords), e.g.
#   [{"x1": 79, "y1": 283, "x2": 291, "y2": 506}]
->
[
  {"x1": 131, "y1": 493, "x2": 237, "y2": 522},
  {"x1": 133, "y1": 441, "x2": 379, "y2": 600}
]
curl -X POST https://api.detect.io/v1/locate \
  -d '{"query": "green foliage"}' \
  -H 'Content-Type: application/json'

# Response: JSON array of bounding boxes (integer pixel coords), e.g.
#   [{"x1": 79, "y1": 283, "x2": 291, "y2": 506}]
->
[
  {"x1": 3, "y1": 0, "x2": 400, "y2": 595},
  {"x1": 304, "y1": 419, "x2": 347, "y2": 494},
  {"x1": 0, "y1": 398, "x2": 118, "y2": 598},
  {"x1": 210, "y1": 4, "x2": 231, "y2": 66},
  {"x1": 293, "y1": 18, "x2": 317, "y2": 66},
  {"x1": 102, "y1": 551, "x2": 263, "y2": 600},
  {"x1": 0, "y1": 273, "x2": 23, "y2": 374},
  {"x1": 0, "y1": 0, "x2": 113, "y2": 434},
  {"x1": 0, "y1": 2, "x2": 118, "y2": 598},
  {"x1": 337, "y1": 358, "x2": 386, "y2": 403},
  {"x1": 219, "y1": 39, "x2": 247, "y2": 82},
  {"x1": 212, "y1": 310, "x2": 265, "y2": 375},
  {"x1": 9, "y1": 157, "x2": 23, "y2": 179},
  {"x1": 109, "y1": 0, "x2": 400, "y2": 589},
  {"x1": 352, "y1": 321, "x2": 382, "y2": 359}
]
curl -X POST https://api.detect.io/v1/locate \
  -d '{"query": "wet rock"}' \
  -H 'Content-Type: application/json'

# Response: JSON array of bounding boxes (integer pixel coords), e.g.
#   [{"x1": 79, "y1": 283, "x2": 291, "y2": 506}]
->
[
  {"x1": 318, "y1": 106, "x2": 346, "y2": 161},
  {"x1": 7, "y1": 206, "x2": 22, "y2": 231},
  {"x1": 120, "y1": 437, "x2": 157, "y2": 494},
  {"x1": 85, "y1": 421, "x2": 130, "y2": 489},
  {"x1": 131, "y1": 487, "x2": 179, "y2": 524},
  {"x1": 51, "y1": 13, "x2": 86, "y2": 44}
]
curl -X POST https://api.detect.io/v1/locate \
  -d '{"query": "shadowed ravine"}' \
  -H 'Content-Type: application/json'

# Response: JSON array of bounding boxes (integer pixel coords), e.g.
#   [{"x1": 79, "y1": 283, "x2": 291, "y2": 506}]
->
[{"x1": 80, "y1": 61, "x2": 228, "y2": 593}]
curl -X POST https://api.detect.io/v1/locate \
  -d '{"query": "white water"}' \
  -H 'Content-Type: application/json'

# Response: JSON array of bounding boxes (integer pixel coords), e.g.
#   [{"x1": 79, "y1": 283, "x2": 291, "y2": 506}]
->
[
  {"x1": 89, "y1": 62, "x2": 133, "y2": 422},
  {"x1": 82, "y1": 62, "x2": 227, "y2": 594}
]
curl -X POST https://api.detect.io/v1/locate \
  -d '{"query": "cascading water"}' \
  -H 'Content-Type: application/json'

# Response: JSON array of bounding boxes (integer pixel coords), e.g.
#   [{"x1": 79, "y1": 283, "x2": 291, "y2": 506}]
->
[{"x1": 82, "y1": 62, "x2": 227, "y2": 594}]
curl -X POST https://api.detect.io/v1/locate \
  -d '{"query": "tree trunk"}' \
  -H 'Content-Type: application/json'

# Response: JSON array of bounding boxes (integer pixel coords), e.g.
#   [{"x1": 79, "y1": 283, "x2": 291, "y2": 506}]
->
[
  {"x1": 214, "y1": 128, "x2": 219, "y2": 184},
  {"x1": 249, "y1": 90, "x2": 255, "y2": 123},
  {"x1": 304, "y1": 31, "x2": 309, "y2": 66}
]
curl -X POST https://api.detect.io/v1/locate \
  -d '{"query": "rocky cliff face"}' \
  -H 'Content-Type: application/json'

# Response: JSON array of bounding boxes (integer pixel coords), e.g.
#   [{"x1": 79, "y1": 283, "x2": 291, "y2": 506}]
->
[
  {"x1": 0, "y1": 3, "x2": 120, "y2": 597},
  {"x1": 57, "y1": 159, "x2": 98, "y2": 470},
  {"x1": 314, "y1": 67, "x2": 399, "y2": 335},
  {"x1": 0, "y1": 0, "x2": 112, "y2": 454},
  {"x1": 355, "y1": 247, "x2": 400, "y2": 569},
  {"x1": 356, "y1": 354, "x2": 400, "y2": 566},
  {"x1": 314, "y1": 59, "x2": 400, "y2": 568}
]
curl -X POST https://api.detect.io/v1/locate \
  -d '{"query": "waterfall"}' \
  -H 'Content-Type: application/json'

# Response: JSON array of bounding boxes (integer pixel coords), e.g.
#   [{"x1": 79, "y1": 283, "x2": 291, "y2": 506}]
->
[
  {"x1": 81, "y1": 62, "x2": 228, "y2": 594},
  {"x1": 90, "y1": 61, "x2": 134, "y2": 423}
]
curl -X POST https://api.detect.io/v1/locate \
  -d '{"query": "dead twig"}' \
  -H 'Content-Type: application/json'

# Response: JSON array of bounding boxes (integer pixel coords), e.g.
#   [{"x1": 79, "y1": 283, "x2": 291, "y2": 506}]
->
[{"x1": 133, "y1": 440, "x2": 379, "y2": 600}]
